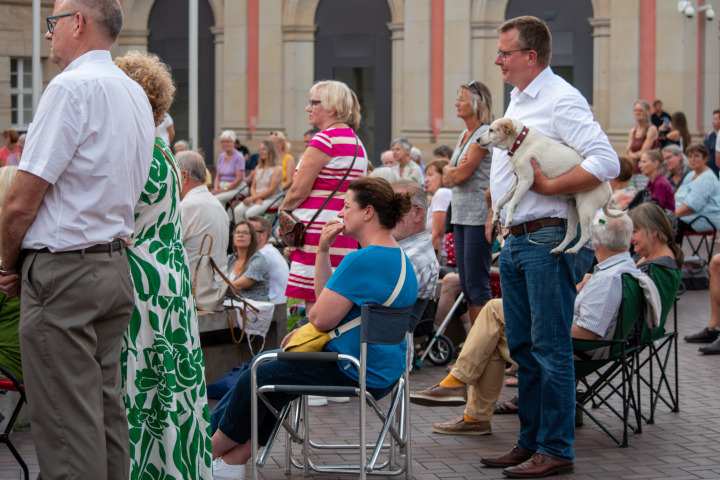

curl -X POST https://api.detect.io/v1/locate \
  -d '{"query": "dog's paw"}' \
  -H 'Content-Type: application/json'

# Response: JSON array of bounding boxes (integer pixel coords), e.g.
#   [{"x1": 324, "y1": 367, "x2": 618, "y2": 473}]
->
[
  {"x1": 492, "y1": 213, "x2": 499, "y2": 224},
  {"x1": 549, "y1": 246, "x2": 564, "y2": 254}
]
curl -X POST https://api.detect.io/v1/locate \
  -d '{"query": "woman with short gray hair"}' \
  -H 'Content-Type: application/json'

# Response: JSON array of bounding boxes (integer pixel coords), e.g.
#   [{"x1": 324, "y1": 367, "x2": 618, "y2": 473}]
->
[{"x1": 213, "y1": 129, "x2": 246, "y2": 209}]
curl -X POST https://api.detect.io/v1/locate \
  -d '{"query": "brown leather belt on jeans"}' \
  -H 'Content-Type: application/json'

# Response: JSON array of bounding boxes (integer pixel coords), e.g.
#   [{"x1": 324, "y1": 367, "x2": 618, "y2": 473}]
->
[
  {"x1": 24, "y1": 239, "x2": 126, "y2": 255},
  {"x1": 508, "y1": 217, "x2": 566, "y2": 237}
]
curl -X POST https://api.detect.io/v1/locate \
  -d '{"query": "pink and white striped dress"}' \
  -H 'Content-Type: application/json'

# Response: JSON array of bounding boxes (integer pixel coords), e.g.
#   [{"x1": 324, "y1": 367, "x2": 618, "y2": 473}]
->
[{"x1": 285, "y1": 127, "x2": 368, "y2": 301}]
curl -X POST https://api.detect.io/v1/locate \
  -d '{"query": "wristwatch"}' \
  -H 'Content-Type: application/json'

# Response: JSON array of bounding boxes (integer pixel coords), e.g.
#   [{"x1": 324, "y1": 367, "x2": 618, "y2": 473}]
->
[{"x1": 0, "y1": 264, "x2": 17, "y2": 276}]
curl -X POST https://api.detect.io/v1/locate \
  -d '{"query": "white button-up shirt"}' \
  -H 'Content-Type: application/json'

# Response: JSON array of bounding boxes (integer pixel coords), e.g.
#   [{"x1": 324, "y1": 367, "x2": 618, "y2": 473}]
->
[
  {"x1": 20, "y1": 50, "x2": 155, "y2": 251},
  {"x1": 490, "y1": 67, "x2": 619, "y2": 225}
]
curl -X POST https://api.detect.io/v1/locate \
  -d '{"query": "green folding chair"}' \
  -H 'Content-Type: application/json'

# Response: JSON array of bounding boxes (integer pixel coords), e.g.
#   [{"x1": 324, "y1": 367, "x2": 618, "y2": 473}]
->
[
  {"x1": 573, "y1": 273, "x2": 644, "y2": 447},
  {"x1": 635, "y1": 263, "x2": 683, "y2": 424}
]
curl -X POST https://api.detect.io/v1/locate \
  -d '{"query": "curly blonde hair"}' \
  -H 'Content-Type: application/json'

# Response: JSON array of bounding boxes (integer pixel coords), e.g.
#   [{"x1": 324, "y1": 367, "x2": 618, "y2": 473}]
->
[{"x1": 114, "y1": 51, "x2": 176, "y2": 127}]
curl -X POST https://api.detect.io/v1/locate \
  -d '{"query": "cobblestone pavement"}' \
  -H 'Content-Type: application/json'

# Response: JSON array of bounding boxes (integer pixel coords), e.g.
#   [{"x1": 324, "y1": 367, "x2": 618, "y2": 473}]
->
[{"x1": 2, "y1": 278, "x2": 719, "y2": 479}]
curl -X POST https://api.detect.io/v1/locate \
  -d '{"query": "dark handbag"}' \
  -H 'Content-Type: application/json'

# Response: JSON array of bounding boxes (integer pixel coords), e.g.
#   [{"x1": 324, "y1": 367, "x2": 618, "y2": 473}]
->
[
  {"x1": 278, "y1": 136, "x2": 359, "y2": 247},
  {"x1": 278, "y1": 210, "x2": 306, "y2": 247}
]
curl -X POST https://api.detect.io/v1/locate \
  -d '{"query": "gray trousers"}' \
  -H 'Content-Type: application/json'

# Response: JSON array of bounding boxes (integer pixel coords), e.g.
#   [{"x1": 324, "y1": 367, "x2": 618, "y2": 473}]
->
[{"x1": 20, "y1": 249, "x2": 134, "y2": 480}]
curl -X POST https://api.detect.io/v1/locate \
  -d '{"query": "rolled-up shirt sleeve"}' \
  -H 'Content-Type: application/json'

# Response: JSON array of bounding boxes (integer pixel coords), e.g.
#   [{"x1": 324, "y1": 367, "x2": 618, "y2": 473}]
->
[{"x1": 552, "y1": 95, "x2": 620, "y2": 183}]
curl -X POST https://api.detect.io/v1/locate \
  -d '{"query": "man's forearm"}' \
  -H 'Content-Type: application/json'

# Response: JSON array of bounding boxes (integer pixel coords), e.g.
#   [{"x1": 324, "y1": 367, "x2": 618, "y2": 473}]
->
[
  {"x1": 0, "y1": 207, "x2": 36, "y2": 270},
  {"x1": 531, "y1": 163, "x2": 602, "y2": 196}
]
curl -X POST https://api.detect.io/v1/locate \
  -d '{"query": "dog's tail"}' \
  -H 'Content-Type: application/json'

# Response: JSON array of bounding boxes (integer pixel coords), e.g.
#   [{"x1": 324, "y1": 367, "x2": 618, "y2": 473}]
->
[{"x1": 602, "y1": 204, "x2": 626, "y2": 218}]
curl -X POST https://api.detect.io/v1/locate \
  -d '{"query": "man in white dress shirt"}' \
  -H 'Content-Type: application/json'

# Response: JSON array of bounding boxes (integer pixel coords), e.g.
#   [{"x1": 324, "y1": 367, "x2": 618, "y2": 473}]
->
[
  {"x1": 480, "y1": 16, "x2": 619, "y2": 479},
  {"x1": 0, "y1": 1, "x2": 155, "y2": 477},
  {"x1": 177, "y1": 151, "x2": 229, "y2": 307},
  {"x1": 248, "y1": 216, "x2": 289, "y2": 303}
]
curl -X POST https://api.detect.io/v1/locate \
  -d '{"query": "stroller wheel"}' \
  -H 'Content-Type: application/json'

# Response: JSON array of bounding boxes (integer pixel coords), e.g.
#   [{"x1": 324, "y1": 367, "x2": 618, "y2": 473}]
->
[{"x1": 428, "y1": 335, "x2": 454, "y2": 366}]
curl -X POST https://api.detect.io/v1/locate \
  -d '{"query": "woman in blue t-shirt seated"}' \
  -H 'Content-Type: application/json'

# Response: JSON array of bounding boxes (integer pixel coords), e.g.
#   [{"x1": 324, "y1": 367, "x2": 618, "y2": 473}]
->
[{"x1": 210, "y1": 177, "x2": 419, "y2": 478}]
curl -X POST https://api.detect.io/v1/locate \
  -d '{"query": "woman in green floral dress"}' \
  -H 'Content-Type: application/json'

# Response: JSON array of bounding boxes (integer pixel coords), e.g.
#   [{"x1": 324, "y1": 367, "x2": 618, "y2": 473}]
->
[{"x1": 116, "y1": 51, "x2": 212, "y2": 479}]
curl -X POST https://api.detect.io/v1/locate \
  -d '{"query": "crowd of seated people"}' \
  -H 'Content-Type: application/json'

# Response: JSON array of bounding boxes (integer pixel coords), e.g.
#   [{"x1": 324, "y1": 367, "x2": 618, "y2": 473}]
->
[{"x1": 410, "y1": 211, "x2": 662, "y2": 436}]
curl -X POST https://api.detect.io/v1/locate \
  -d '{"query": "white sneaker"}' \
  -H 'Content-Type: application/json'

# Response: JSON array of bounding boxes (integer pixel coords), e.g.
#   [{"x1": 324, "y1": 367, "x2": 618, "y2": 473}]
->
[
  {"x1": 213, "y1": 456, "x2": 246, "y2": 479},
  {"x1": 327, "y1": 396, "x2": 350, "y2": 403},
  {"x1": 307, "y1": 395, "x2": 328, "y2": 406}
]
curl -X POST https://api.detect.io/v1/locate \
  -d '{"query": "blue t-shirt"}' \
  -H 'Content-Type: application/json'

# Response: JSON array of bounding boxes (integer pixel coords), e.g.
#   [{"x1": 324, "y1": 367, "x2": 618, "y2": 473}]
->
[{"x1": 324, "y1": 246, "x2": 418, "y2": 389}]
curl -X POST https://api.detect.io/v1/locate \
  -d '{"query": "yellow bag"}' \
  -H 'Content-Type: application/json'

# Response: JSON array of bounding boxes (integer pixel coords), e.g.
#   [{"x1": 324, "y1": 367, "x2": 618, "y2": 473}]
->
[{"x1": 283, "y1": 322, "x2": 332, "y2": 352}]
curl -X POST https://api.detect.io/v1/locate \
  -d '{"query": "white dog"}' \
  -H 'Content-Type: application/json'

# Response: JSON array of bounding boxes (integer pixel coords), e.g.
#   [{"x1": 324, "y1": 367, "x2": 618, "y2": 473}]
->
[{"x1": 478, "y1": 117, "x2": 622, "y2": 254}]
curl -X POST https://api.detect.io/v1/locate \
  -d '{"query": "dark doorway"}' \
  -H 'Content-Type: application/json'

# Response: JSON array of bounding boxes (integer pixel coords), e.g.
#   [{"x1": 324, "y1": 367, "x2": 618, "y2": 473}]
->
[
  {"x1": 148, "y1": 0, "x2": 215, "y2": 161},
  {"x1": 314, "y1": 0, "x2": 392, "y2": 164},
  {"x1": 503, "y1": 1, "x2": 594, "y2": 110}
]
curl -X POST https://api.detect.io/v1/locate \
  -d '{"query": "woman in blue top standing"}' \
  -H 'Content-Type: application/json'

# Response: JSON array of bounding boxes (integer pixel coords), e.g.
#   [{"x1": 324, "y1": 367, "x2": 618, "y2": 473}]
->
[
  {"x1": 210, "y1": 177, "x2": 418, "y2": 479},
  {"x1": 675, "y1": 144, "x2": 720, "y2": 244}
]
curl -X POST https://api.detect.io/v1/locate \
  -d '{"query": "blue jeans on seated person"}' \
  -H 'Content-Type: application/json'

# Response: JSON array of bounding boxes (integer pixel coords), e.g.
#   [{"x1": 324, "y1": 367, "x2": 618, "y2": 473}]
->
[
  {"x1": 210, "y1": 351, "x2": 396, "y2": 446},
  {"x1": 499, "y1": 225, "x2": 593, "y2": 463}
]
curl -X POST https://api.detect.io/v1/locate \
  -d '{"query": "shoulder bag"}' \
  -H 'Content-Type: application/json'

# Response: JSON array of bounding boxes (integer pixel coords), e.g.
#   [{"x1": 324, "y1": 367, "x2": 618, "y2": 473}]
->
[
  {"x1": 283, "y1": 247, "x2": 407, "y2": 352},
  {"x1": 193, "y1": 233, "x2": 259, "y2": 343},
  {"x1": 278, "y1": 135, "x2": 359, "y2": 247}
]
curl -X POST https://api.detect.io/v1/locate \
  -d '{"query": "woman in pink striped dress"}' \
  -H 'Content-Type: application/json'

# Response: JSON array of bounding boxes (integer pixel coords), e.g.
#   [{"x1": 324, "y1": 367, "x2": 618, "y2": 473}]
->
[{"x1": 279, "y1": 80, "x2": 368, "y2": 313}]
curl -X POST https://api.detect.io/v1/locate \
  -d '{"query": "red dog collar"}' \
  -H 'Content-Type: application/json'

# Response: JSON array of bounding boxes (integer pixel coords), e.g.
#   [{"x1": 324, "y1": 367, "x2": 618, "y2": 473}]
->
[{"x1": 507, "y1": 126, "x2": 529, "y2": 157}]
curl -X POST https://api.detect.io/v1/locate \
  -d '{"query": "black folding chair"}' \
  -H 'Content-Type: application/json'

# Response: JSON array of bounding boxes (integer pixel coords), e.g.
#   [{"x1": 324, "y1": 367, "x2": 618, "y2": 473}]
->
[{"x1": 250, "y1": 302, "x2": 414, "y2": 479}]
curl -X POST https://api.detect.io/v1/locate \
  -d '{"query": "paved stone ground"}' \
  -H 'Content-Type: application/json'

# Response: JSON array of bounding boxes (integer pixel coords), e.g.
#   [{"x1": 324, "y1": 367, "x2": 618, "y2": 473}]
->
[{"x1": 2, "y1": 253, "x2": 719, "y2": 479}]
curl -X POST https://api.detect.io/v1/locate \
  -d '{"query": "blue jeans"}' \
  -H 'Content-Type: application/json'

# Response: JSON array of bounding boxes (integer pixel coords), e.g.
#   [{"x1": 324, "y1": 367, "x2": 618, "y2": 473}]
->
[
  {"x1": 211, "y1": 351, "x2": 395, "y2": 446},
  {"x1": 453, "y1": 224, "x2": 492, "y2": 306},
  {"x1": 499, "y1": 225, "x2": 593, "y2": 463}
]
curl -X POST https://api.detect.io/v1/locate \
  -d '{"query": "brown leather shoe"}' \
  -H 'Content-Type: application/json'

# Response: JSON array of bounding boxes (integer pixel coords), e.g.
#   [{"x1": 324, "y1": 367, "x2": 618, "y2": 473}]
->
[
  {"x1": 481, "y1": 445, "x2": 534, "y2": 468},
  {"x1": 409, "y1": 383, "x2": 467, "y2": 406},
  {"x1": 431, "y1": 416, "x2": 491, "y2": 436},
  {"x1": 502, "y1": 453, "x2": 574, "y2": 478}
]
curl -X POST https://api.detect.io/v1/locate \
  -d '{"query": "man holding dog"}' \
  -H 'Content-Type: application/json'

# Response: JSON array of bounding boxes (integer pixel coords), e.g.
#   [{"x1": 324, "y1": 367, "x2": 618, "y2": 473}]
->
[{"x1": 482, "y1": 16, "x2": 619, "y2": 478}]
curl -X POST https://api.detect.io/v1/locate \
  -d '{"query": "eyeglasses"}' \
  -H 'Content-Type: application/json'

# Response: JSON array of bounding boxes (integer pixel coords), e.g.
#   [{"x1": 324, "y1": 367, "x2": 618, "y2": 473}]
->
[
  {"x1": 466, "y1": 81, "x2": 484, "y2": 102},
  {"x1": 308, "y1": 100, "x2": 322, "y2": 107},
  {"x1": 46, "y1": 12, "x2": 78, "y2": 34},
  {"x1": 234, "y1": 231, "x2": 252, "y2": 236},
  {"x1": 496, "y1": 48, "x2": 532, "y2": 62}
]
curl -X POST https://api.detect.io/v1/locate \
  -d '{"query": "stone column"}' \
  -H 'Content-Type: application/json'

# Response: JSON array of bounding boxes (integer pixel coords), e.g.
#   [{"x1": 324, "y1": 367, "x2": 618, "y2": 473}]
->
[
  {"x1": 439, "y1": 0, "x2": 472, "y2": 143},
  {"x1": 282, "y1": 24, "x2": 317, "y2": 141},
  {"x1": 401, "y1": 0, "x2": 432, "y2": 142},
  {"x1": 388, "y1": 22, "x2": 404, "y2": 140},
  {"x1": 222, "y1": 0, "x2": 249, "y2": 136},
  {"x1": 211, "y1": 26, "x2": 225, "y2": 138},
  {"x1": 589, "y1": 17, "x2": 610, "y2": 130},
  {"x1": 256, "y1": 0, "x2": 283, "y2": 138},
  {"x1": 470, "y1": 20, "x2": 503, "y2": 120}
]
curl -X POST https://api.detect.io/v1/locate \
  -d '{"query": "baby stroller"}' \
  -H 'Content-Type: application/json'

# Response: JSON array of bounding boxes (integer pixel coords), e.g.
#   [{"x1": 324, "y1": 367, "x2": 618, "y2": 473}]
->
[
  {"x1": 413, "y1": 271, "x2": 503, "y2": 369},
  {"x1": 411, "y1": 293, "x2": 462, "y2": 368}
]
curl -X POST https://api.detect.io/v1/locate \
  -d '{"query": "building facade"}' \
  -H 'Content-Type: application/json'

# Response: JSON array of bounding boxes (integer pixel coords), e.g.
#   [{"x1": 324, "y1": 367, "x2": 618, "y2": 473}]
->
[{"x1": 1, "y1": 0, "x2": 718, "y2": 162}]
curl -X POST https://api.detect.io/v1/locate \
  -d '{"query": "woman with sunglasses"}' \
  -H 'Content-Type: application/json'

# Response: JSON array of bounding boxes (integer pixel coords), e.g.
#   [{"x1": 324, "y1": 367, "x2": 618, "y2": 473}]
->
[
  {"x1": 442, "y1": 81, "x2": 495, "y2": 323},
  {"x1": 227, "y1": 221, "x2": 270, "y2": 301},
  {"x1": 279, "y1": 80, "x2": 368, "y2": 314}
]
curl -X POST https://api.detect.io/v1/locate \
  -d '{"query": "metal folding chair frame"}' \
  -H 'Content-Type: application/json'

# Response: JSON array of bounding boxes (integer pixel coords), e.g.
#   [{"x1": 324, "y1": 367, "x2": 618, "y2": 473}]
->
[
  {"x1": 250, "y1": 302, "x2": 413, "y2": 479},
  {"x1": 0, "y1": 364, "x2": 29, "y2": 480}
]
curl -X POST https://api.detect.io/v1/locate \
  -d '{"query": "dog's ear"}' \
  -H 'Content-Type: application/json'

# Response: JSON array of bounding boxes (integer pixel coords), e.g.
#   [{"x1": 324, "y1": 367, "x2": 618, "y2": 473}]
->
[{"x1": 501, "y1": 119, "x2": 518, "y2": 137}]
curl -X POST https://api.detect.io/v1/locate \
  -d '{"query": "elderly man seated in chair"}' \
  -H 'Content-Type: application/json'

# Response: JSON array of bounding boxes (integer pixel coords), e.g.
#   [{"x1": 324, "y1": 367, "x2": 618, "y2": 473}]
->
[
  {"x1": 391, "y1": 180, "x2": 439, "y2": 310},
  {"x1": 410, "y1": 212, "x2": 660, "y2": 443}
]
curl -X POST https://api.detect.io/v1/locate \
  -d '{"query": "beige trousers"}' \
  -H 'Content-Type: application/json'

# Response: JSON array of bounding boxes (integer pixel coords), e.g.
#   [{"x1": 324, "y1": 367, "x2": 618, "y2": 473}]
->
[
  {"x1": 450, "y1": 298, "x2": 516, "y2": 421},
  {"x1": 19, "y1": 249, "x2": 134, "y2": 480}
]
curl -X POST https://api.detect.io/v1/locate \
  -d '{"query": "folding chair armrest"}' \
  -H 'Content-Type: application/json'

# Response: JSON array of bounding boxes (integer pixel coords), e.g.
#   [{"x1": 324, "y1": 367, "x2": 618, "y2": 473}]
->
[
  {"x1": 685, "y1": 214, "x2": 718, "y2": 232},
  {"x1": 276, "y1": 351, "x2": 340, "y2": 362}
]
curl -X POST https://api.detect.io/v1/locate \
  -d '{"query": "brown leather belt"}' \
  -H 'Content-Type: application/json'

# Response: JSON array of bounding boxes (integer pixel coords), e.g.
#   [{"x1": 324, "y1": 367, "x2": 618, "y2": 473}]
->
[
  {"x1": 508, "y1": 217, "x2": 566, "y2": 237},
  {"x1": 24, "y1": 239, "x2": 126, "y2": 255}
]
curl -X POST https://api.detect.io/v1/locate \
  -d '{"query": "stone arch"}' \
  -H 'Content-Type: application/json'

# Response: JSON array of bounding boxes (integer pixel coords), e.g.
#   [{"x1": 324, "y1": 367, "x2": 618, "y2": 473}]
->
[{"x1": 282, "y1": 0, "x2": 404, "y2": 27}]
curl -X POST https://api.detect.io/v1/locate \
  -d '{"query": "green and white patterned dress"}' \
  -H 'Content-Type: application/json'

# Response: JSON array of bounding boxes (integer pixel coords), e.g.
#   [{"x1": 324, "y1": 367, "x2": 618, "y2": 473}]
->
[{"x1": 122, "y1": 138, "x2": 213, "y2": 479}]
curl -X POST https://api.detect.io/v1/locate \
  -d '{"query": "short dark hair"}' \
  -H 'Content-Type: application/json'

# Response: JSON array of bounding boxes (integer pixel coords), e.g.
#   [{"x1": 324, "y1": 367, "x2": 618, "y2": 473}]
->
[
  {"x1": 685, "y1": 143, "x2": 710, "y2": 159},
  {"x1": 248, "y1": 216, "x2": 272, "y2": 235},
  {"x1": 71, "y1": 0, "x2": 123, "y2": 41},
  {"x1": 498, "y1": 16, "x2": 552, "y2": 67},
  {"x1": 2, "y1": 129, "x2": 18, "y2": 143},
  {"x1": 713, "y1": 109, "x2": 720, "y2": 117},
  {"x1": 433, "y1": 145, "x2": 453, "y2": 159},
  {"x1": 617, "y1": 157, "x2": 633, "y2": 182},
  {"x1": 347, "y1": 177, "x2": 412, "y2": 230}
]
